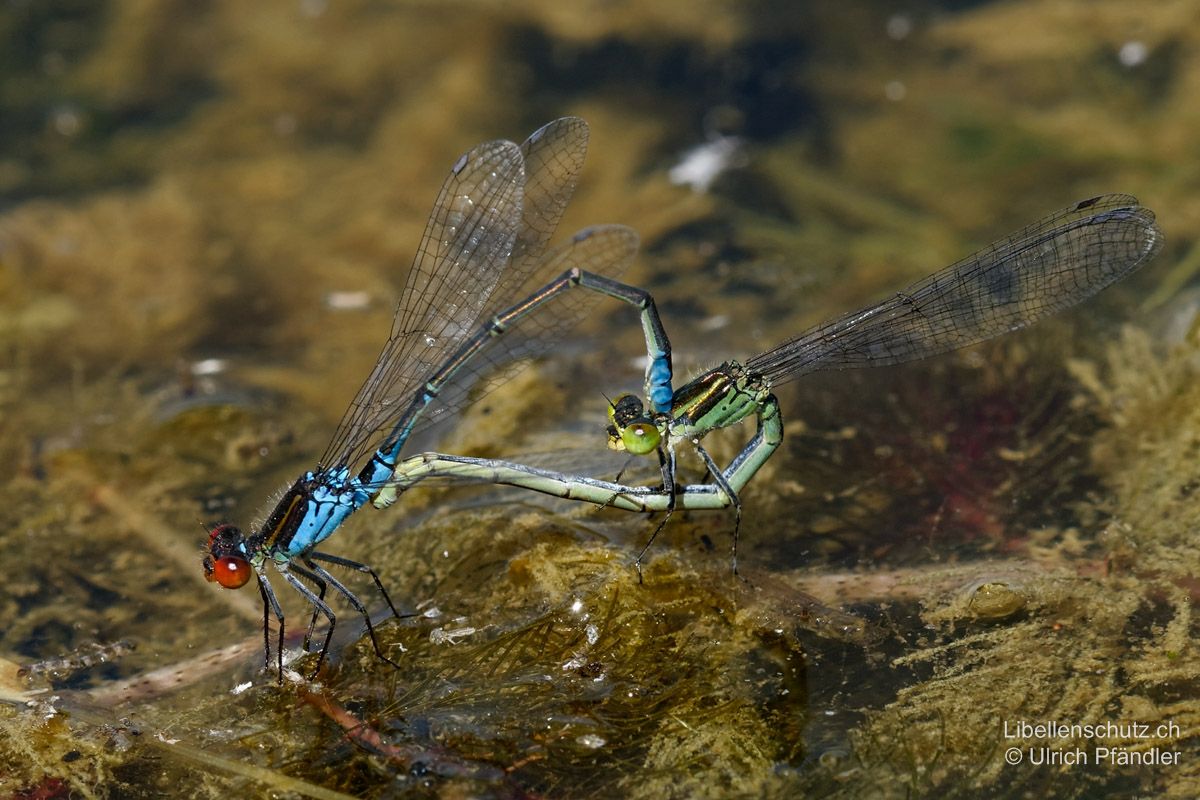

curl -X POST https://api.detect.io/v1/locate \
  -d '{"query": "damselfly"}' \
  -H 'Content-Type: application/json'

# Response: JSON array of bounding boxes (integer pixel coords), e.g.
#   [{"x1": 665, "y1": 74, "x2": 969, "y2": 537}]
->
[
  {"x1": 385, "y1": 194, "x2": 1162, "y2": 575},
  {"x1": 202, "y1": 118, "x2": 675, "y2": 677}
]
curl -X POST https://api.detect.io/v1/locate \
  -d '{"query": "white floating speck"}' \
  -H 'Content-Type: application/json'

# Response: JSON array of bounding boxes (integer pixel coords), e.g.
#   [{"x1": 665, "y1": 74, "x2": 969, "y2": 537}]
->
[
  {"x1": 697, "y1": 314, "x2": 730, "y2": 332},
  {"x1": 668, "y1": 135, "x2": 743, "y2": 193},
  {"x1": 325, "y1": 291, "x2": 371, "y2": 311},
  {"x1": 1118, "y1": 40, "x2": 1148, "y2": 67},
  {"x1": 191, "y1": 358, "x2": 227, "y2": 376}
]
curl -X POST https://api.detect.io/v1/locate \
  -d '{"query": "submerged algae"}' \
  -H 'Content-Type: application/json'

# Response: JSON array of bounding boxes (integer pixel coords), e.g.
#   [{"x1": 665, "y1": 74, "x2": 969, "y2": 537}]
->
[
  {"x1": 817, "y1": 324, "x2": 1200, "y2": 800},
  {"x1": 1, "y1": 0, "x2": 1193, "y2": 797}
]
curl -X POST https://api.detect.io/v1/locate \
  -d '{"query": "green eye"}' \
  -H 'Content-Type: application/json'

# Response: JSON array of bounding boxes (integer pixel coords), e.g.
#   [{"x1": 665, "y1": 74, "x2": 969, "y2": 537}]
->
[{"x1": 620, "y1": 421, "x2": 661, "y2": 455}]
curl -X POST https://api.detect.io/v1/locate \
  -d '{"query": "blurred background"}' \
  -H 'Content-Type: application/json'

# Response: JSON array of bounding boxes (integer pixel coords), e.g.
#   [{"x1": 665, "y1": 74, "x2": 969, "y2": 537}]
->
[{"x1": 1, "y1": 1, "x2": 1196, "y2": 797}]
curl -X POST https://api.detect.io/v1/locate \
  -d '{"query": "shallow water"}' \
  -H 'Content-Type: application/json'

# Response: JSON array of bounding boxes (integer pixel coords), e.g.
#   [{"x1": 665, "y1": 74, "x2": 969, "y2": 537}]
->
[{"x1": 1, "y1": 1, "x2": 1196, "y2": 797}]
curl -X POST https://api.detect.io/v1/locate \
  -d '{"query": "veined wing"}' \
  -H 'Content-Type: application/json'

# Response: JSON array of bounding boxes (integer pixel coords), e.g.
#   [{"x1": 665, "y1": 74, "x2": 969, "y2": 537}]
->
[
  {"x1": 403, "y1": 119, "x2": 641, "y2": 443},
  {"x1": 322, "y1": 138, "x2": 525, "y2": 469},
  {"x1": 746, "y1": 195, "x2": 1163, "y2": 385}
]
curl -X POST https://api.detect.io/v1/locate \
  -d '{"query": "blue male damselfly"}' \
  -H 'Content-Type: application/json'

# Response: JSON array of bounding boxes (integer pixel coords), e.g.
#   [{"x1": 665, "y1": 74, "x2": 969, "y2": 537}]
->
[{"x1": 202, "y1": 118, "x2": 673, "y2": 676}]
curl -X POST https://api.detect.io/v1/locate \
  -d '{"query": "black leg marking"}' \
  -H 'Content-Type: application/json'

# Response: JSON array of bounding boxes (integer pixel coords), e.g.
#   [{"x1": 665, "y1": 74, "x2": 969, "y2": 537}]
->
[
  {"x1": 307, "y1": 552, "x2": 407, "y2": 671},
  {"x1": 634, "y1": 445, "x2": 677, "y2": 583},
  {"x1": 693, "y1": 441, "x2": 743, "y2": 576},
  {"x1": 310, "y1": 550, "x2": 407, "y2": 623},
  {"x1": 257, "y1": 574, "x2": 286, "y2": 682},
  {"x1": 281, "y1": 566, "x2": 337, "y2": 679},
  {"x1": 613, "y1": 453, "x2": 637, "y2": 484},
  {"x1": 294, "y1": 568, "x2": 328, "y2": 655}
]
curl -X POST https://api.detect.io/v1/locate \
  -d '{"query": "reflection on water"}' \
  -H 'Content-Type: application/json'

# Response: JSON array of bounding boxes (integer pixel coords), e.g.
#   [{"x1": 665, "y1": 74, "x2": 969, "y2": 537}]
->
[{"x1": 0, "y1": 1, "x2": 1194, "y2": 797}]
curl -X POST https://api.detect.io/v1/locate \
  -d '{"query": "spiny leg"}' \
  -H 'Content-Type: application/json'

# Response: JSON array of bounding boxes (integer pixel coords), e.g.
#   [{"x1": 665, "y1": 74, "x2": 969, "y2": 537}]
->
[
  {"x1": 309, "y1": 550, "x2": 406, "y2": 622},
  {"x1": 308, "y1": 551, "x2": 407, "y2": 670},
  {"x1": 692, "y1": 440, "x2": 744, "y2": 576},
  {"x1": 634, "y1": 444, "x2": 678, "y2": 583},
  {"x1": 594, "y1": 458, "x2": 655, "y2": 513},
  {"x1": 297, "y1": 569, "x2": 329, "y2": 655},
  {"x1": 281, "y1": 566, "x2": 338, "y2": 678},
  {"x1": 256, "y1": 574, "x2": 287, "y2": 681},
  {"x1": 612, "y1": 452, "x2": 637, "y2": 485}
]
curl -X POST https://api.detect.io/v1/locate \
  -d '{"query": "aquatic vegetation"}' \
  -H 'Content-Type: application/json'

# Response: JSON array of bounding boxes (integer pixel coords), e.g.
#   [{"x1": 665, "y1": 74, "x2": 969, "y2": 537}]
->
[{"x1": 1, "y1": 0, "x2": 1194, "y2": 797}]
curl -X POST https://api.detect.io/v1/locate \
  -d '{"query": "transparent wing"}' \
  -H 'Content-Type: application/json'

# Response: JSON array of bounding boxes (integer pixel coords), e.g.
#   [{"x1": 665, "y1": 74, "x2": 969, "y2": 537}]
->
[
  {"x1": 746, "y1": 195, "x2": 1163, "y2": 385},
  {"x1": 322, "y1": 138, "x2": 526, "y2": 469},
  {"x1": 506, "y1": 117, "x2": 590, "y2": 294},
  {"x1": 412, "y1": 224, "x2": 640, "y2": 439},
  {"x1": 401, "y1": 120, "x2": 640, "y2": 443}
]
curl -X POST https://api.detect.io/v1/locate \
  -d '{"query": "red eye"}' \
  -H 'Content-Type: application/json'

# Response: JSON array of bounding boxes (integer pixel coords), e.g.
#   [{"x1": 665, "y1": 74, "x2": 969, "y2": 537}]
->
[
  {"x1": 203, "y1": 524, "x2": 251, "y2": 589},
  {"x1": 206, "y1": 555, "x2": 252, "y2": 589}
]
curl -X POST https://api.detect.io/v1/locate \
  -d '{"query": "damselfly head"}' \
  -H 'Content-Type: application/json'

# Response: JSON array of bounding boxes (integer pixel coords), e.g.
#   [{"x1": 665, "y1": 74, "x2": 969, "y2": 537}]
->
[
  {"x1": 605, "y1": 393, "x2": 661, "y2": 455},
  {"x1": 203, "y1": 523, "x2": 252, "y2": 590}
]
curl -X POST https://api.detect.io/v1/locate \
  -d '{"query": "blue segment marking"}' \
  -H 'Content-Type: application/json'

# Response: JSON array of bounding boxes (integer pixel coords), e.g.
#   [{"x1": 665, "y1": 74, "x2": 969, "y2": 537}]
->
[{"x1": 647, "y1": 357, "x2": 674, "y2": 413}]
